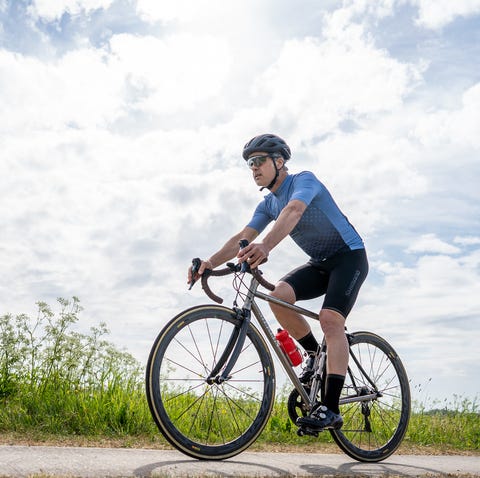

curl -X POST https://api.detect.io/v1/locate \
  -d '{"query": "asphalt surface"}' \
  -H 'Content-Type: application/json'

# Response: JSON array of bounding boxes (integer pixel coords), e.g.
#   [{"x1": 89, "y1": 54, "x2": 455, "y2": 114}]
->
[{"x1": 0, "y1": 445, "x2": 479, "y2": 477}]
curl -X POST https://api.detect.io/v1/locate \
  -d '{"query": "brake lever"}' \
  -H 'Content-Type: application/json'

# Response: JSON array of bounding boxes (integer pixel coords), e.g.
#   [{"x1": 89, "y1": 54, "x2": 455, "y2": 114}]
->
[
  {"x1": 188, "y1": 257, "x2": 202, "y2": 290},
  {"x1": 238, "y1": 239, "x2": 251, "y2": 273},
  {"x1": 226, "y1": 262, "x2": 241, "y2": 272}
]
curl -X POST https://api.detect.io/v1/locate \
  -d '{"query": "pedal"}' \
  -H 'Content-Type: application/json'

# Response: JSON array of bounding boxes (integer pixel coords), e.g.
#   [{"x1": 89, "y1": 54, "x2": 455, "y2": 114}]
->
[{"x1": 297, "y1": 426, "x2": 319, "y2": 438}]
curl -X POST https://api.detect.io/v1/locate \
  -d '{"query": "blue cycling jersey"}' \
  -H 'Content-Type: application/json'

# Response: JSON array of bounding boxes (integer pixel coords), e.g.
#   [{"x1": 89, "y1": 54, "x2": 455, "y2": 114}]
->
[{"x1": 247, "y1": 171, "x2": 364, "y2": 262}]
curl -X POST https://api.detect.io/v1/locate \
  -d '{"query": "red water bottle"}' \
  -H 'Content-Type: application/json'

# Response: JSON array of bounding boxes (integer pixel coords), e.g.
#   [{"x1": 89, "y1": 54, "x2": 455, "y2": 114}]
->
[{"x1": 275, "y1": 329, "x2": 303, "y2": 366}]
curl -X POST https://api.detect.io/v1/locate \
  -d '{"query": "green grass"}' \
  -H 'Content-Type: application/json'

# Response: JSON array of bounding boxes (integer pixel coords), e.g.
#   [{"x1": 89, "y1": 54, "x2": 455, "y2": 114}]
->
[
  {"x1": 261, "y1": 390, "x2": 480, "y2": 451},
  {"x1": 406, "y1": 395, "x2": 479, "y2": 450},
  {"x1": 0, "y1": 298, "x2": 153, "y2": 438},
  {"x1": 1, "y1": 298, "x2": 479, "y2": 452}
]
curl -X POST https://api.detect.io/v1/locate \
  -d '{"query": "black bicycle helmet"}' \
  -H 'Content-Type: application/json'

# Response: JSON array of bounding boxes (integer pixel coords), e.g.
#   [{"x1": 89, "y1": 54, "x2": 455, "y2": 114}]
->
[{"x1": 242, "y1": 133, "x2": 291, "y2": 160}]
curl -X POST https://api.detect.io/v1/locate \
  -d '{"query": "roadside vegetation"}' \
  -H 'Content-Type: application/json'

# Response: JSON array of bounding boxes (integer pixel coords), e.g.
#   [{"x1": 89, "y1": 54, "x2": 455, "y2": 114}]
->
[{"x1": 1, "y1": 298, "x2": 478, "y2": 453}]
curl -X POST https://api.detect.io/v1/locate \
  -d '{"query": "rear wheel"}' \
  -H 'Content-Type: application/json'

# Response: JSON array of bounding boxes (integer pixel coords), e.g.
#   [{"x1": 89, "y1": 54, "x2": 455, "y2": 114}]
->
[
  {"x1": 146, "y1": 305, "x2": 275, "y2": 460},
  {"x1": 331, "y1": 331, "x2": 411, "y2": 462}
]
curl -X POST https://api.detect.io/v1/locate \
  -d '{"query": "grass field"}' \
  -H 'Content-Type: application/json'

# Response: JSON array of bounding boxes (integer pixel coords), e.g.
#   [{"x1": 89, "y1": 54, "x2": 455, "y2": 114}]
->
[{"x1": 1, "y1": 298, "x2": 478, "y2": 454}]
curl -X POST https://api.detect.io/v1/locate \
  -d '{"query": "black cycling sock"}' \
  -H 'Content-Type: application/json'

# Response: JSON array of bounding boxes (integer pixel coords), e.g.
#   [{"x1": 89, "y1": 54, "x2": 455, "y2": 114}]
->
[
  {"x1": 324, "y1": 374, "x2": 345, "y2": 414},
  {"x1": 297, "y1": 331, "x2": 319, "y2": 355}
]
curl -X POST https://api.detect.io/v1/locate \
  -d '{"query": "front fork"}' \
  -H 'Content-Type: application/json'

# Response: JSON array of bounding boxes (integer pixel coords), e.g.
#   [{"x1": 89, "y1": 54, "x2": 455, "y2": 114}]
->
[
  {"x1": 205, "y1": 278, "x2": 259, "y2": 385},
  {"x1": 205, "y1": 307, "x2": 252, "y2": 384}
]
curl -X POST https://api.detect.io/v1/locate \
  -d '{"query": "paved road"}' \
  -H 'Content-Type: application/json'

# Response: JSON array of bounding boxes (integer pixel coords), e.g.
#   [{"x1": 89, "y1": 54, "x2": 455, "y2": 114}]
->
[{"x1": 0, "y1": 445, "x2": 479, "y2": 477}]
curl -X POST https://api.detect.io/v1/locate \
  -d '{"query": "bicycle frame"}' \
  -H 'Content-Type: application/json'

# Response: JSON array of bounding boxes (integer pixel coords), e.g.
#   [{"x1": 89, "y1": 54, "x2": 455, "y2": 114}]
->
[
  {"x1": 249, "y1": 279, "x2": 321, "y2": 408},
  {"x1": 207, "y1": 273, "x2": 380, "y2": 409}
]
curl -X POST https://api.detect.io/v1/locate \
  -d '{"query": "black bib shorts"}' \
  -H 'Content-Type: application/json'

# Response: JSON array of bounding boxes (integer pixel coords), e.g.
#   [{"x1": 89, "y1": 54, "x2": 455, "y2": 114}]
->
[{"x1": 280, "y1": 248, "x2": 368, "y2": 319}]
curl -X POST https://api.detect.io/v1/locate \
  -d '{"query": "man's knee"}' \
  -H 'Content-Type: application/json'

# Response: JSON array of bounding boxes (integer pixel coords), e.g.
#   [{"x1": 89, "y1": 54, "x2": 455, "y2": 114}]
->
[
  {"x1": 319, "y1": 309, "x2": 345, "y2": 335},
  {"x1": 270, "y1": 281, "x2": 296, "y2": 304}
]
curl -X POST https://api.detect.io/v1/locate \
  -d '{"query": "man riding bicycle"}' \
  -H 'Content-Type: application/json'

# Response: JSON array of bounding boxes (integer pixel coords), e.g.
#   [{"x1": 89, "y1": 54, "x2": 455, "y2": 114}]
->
[{"x1": 188, "y1": 133, "x2": 368, "y2": 431}]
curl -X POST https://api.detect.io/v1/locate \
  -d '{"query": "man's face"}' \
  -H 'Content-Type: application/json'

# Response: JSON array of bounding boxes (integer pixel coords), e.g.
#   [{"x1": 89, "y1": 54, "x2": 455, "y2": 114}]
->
[{"x1": 247, "y1": 153, "x2": 276, "y2": 188}]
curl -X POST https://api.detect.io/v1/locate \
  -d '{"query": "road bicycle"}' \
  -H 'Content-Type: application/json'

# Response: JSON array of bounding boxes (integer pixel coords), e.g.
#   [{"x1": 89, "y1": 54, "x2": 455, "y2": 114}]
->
[{"x1": 146, "y1": 250, "x2": 411, "y2": 462}]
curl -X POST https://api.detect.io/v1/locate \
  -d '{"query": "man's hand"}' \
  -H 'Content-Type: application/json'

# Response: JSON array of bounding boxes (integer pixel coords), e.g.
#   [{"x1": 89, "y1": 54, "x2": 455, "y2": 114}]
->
[
  {"x1": 237, "y1": 242, "x2": 270, "y2": 269},
  {"x1": 187, "y1": 259, "x2": 213, "y2": 287}
]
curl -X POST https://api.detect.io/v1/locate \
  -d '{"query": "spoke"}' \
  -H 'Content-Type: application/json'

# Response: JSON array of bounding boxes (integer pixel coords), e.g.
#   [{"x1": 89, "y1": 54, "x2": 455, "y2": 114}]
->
[
  {"x1": 163, "y1": 356, "x2": 205, "y2": 378},
  {"x1": 172, "y1": 335, "x2": 208, "y2": 373},
  {"x1": 377, "y1": 372, "x2": 398, "y2": 393},
  {"x1": 231, "y1": 359, "x2": 262, "y2": 376},
  {"x1": 205, "y1": 387, "x2": 219, "y2": 444},
  {"x1": 241, "y1": 339, "x2": 254, "y2": 354},
  {"x1": 163, "y1": 381, "x2": 206, "y2": 404},
  {"x1": 372, "y1": 357, "x2": 394, "y2": 385},
  {"x1": 222, "y1": 381, "x2": 263, "y2": 403},
  {"x1": 213, "y1": 388, "x2": 228, "y2": 445},
  {"x1": 173, "y1": 385, "x2": 209, "y2": 421},
  {"x1": 186, "y1": 389, "x2": 208, "y2": 436},
  {"x1": 215, "y1": 384, "x2": 258, "y2": 422},
  {"x1": 379, "y1": 387, "x2": 402, "y2": 400},
  {"x1": 207, "y1": 318, "x2": 227, "y2": 369},
  {"x1": 186, "y1": 324, "x2": 210, "y2": 377},
  {"x1": 221, "y1": 388, "x2": 245, "y2": 435}
]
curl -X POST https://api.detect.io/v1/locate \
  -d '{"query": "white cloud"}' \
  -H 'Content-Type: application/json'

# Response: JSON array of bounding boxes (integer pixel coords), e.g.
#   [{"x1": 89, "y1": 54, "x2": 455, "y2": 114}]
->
[
  {"x1": 136, "y1": 0, "x2": 213, "y2": 23},
  {"x1": 454, "y1": 236, "x2": 480, "y2": 246},
  {"x1": 0, "y1": 48, "x2": 124, "y2": 131},
  {"x1": 364, "y1": 251, "x2": 480, "y2": 333},
  {"x1": 136, "y1": 0, "x2": 265, "y2": 28},
  {"x1": 109, "y1": 33, "x2": 231, "y2": 115},
  {"x1": 414, "y1": 82, "x2": 480, "y2": 150},
  {"x1": 406, "y1": 233, "x2": 462, "y2": 255},
  {"x1": 331, "y1": 0, "x2": 398, "y2": 24},
  {"x1": 293, "y1": 128, "x2": 428, "y2": 236},
  {"x1": 0, "y1": 30, "x2": 232, "y2": 132},
  {"x1": 255, "y1": 16, "x2": 423, "y2": 141},
  {"x1": 29, "y1": 0, "x2": 115, "y2": 21},
  {"x1": 412, "y1": 0, "x2": 480, "y2": 29},
  {"x1": 356, "y1": 249, "x2": 480, "y2": 400}
]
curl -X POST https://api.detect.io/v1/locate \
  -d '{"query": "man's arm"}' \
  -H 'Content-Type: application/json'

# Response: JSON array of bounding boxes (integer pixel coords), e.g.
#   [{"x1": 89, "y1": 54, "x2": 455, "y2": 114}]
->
[
  {"x1": 237, "y1": 199, "x2": 306, "y2": 269},
  {"x1": 187, "y1": 226, "x2": 259, "y2": 284},
  {"x1": 206, "y1": 226, "x2": 259, "y2": 270}
]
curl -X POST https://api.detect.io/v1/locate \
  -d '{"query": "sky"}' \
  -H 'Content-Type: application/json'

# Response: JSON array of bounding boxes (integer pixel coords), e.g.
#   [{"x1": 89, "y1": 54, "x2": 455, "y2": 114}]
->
[{"x1": 1, "y1": 0, "x2": 479, "y2": 407}]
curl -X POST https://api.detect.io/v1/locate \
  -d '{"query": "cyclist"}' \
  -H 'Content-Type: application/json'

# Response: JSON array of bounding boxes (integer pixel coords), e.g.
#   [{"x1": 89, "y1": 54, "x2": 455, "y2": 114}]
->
[{"x1": 188, "y1": 133, "x2": 368, "y2": 432}]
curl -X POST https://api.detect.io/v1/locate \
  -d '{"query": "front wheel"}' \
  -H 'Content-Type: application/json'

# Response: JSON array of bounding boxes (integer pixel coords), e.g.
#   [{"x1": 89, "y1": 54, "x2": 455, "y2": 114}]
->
[
  {"x1": 146, "y1": 305, "x2": 275, "y2": 460},
  {"x1": 331, "y1": 331, "x2": 411, "y2": 462}
]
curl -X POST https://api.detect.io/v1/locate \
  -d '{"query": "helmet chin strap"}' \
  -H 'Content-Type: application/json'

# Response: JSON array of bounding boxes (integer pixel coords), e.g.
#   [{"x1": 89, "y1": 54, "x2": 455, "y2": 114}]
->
[{"x1": 260, "y1": 157, "x2": 280, "y2": 191}]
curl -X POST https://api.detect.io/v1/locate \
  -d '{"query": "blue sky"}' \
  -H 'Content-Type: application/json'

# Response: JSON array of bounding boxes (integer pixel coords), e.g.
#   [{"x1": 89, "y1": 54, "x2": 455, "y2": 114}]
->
[{"x1": 1, "y1": 0, "x2": 479, "y2": 406}]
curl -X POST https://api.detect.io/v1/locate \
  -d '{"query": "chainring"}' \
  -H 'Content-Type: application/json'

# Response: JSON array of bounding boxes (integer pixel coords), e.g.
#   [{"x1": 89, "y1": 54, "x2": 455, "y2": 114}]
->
[{"x1": 287, "y1": 387, "x2": 311, "y2": 423}]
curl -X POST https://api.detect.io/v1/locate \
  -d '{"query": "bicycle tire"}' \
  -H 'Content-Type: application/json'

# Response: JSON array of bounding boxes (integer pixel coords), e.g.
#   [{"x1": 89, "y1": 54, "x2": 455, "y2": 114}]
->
[
  {"x1": 330, "y1": 331, "x2": 411, "y2": 462},
  {"x1": 146, "y1": 305, "x2": 275, "y2": 460}
]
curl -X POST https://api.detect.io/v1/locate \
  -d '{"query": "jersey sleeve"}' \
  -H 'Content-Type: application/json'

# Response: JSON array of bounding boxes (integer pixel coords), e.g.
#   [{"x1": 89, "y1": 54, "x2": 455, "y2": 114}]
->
[
  {"x1": 289, "y1": 171, "x2": 322, "y2": 207},
  {"x1": 246, "y1": 200, "x2": 273, "y2": 234}
]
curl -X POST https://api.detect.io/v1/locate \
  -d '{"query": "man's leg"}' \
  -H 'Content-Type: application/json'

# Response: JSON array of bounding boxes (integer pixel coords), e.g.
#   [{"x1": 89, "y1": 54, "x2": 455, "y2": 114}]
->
[
  {"x1": 269, "y1": 281, "x2": 311, "y2": 339},
  {"x1": 296, "y1": 308, "x2": 347, "y2": 431},
  {"x1": 297, "y1": 250, "x2": 368, "y2": 430},
  {"x1": 320, "y1": 308, "x2": 348, "y2": 415},
  {"x1": 320, "y1": 308, "x2": 348, "y2": 376}
]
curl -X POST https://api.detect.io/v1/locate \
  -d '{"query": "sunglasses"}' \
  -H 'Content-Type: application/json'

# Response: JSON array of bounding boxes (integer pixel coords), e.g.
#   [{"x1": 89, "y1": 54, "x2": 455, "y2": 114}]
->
[{"x1": 247, "y1": 155, "x2": 270, "y2": 169}]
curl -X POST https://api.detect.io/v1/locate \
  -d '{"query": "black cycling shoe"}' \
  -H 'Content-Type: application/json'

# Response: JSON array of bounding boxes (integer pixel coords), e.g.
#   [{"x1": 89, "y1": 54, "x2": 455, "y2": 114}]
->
[
  {"x1": 299, "y1": 354, "x2": 316, "y2": 384},
  {"x1": 296, "y1": 404, "x2": 343, "y2": 431}
]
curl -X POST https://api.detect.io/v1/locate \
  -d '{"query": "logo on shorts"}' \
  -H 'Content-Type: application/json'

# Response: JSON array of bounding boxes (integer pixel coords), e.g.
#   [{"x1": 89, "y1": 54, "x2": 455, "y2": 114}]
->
[{"x1": 345, "y1": 270, "x2": 361, "y2": 297}]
